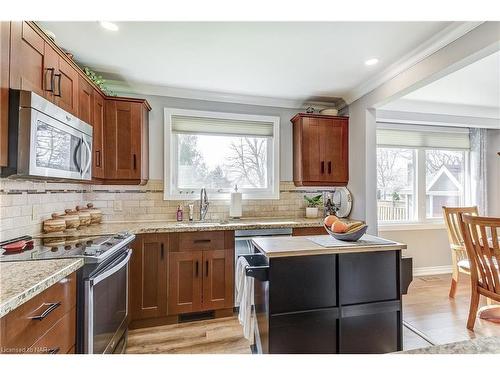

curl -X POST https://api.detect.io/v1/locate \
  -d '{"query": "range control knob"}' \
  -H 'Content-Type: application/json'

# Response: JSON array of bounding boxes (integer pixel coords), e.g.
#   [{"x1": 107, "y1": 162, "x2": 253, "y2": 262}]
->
[{"x1": 84, "y1": 244, "x2": 100, "y2": 256}]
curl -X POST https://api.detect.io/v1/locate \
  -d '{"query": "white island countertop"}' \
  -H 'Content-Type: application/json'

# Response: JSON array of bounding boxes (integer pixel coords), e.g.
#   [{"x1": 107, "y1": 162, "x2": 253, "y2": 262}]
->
[{"x1": 252, "y1": 234, "x2": 407, "y2": 258}]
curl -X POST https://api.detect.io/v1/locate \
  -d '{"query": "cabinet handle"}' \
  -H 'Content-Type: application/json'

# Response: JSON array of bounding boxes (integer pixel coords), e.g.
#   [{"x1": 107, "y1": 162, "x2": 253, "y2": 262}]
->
[
  {"x1": 45, "y1": 68, "x2": 55, "y2": 92},
  {"x1": 95, "y1": 150, "x2": 100, "y2": 167},
  {"x1": 54, "y1": 73, "x2": 62, "y2": 97},
  {"x1": 29, "y1": 302, "x2": 61, "y2": 320},
  {"x1": 328, "y1": 161, "x2": 332, "y2": 174},
  {"x1": 160, "y1": 243, "x2": 164, "y2": 260},
  {"x1": 194, "y1": 239, "x2": 211, "y2": 244},
  {"x1": 195, "y1": 261, "x2": 199, "y2": 277},
  {"x1": 133, "y1": 154, "x2": 137, "y2": 169},
  {"x1": 47, "y1": 347, "x2": 60, "y2": 354},
  {"x1": 205, "y1": 260, "x2": 209, "y2": 277},
  {"x1": 320, "y1": 161, "x2": 325, "y2": 174}
]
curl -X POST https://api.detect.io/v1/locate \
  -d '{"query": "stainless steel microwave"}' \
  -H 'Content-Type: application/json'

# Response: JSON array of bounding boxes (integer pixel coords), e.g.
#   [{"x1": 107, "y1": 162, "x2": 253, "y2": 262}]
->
[{"x1": 2, "y1": 90, "x2": 93, "y2": 181}]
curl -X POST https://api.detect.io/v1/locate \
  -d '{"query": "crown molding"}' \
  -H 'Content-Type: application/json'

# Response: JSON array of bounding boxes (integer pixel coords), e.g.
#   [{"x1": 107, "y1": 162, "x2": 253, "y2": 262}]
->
[
  {"x1": 105, "y1": 80, "x2": 340, "y2": 110},
  {"x1": 342, "y1": 21, "x2": 485, "y2": 106},
  {"x1": 377, "y1": 109, "x2": 500, "y2": 129},
  {"x1": 381, "y1": 98, "x2": 500, "y2": 120}
]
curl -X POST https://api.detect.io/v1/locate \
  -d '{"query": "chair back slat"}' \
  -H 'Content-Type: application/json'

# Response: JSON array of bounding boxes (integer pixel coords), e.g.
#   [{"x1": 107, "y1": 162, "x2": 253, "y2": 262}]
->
[
  {"x1": 443, "y1": 206, "x2": 478, "y2": 247},
  {"x1": 461, "y1": 215, "x2": 500, "y2": 295}
]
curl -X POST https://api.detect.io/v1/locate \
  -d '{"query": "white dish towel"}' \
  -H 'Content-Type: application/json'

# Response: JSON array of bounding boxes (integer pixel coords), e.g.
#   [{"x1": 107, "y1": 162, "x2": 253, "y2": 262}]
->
[{"x1": 236, "y1": 256, "x2": 255, "y2": 340}]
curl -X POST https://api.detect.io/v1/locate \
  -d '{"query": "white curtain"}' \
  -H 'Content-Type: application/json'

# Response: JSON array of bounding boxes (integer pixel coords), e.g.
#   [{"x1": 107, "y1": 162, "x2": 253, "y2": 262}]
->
[{"x1": 470, "y1": 128, "x2": 488, "y2": 215}]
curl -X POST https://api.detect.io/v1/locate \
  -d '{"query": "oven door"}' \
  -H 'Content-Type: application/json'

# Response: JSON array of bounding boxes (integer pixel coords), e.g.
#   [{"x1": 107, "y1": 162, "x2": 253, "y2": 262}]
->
[
  {"x1": 84, "y1": 249, "x2": 132, "y2": 354},
  {"x1": 24, "y1": 107, "x2": 92, "y2": 180}
]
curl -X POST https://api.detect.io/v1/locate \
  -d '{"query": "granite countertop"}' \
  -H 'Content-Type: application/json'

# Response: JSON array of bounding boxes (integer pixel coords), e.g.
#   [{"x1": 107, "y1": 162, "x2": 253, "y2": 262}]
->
[
  {"x1": 252, "y1": 234, "x2": 406, "y2": 258},
  {"x1": 400, "y1": 336, "x2": 500, "y2": 354},
  {"x1": 0, "y1": 258, "x2": 84, "y2": 318},
  {"x1": 34, "y1": 217, "x2": 327, "y2": 238}
]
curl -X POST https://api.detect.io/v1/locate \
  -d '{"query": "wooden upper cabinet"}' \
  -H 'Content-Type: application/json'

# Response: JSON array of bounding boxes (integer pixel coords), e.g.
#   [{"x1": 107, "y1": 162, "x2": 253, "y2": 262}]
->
[
  {"x1": 9, "y1": 22, "x2": 45, "y2": 96},
  {"x1": 129, "y1": 234, "x2": 168, "y2": 321},
  {"x1": 0, "y1": 22, "x2": 10, "y2": 167},
  {"x1": 78, "y1": 76, "x2": 93, "y2": 125},
  {"x1": 91, "y1": 89, "x2": 105, "y2": 179},
  {"x1": 42, "y1": 42, "x2": 59, "y2": 103},
  {"x1": 55, "y1": 58, "x2": 78, "y2": 116},
  {"x1": 104, "y1": 97, "x2": 150, "y2": 184},
  {"x1": 9, "y1": 22, "x2": 79, "y2": 116},
  {"x1": 292, "y1": 113, "x2": 349, "y2": 186}
]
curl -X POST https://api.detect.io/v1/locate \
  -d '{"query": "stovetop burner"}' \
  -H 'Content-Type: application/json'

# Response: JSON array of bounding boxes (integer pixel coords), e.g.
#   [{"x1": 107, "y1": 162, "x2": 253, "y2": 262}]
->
[{"x1": 0, "y1": 232, "x2": 135, "y2": 263}]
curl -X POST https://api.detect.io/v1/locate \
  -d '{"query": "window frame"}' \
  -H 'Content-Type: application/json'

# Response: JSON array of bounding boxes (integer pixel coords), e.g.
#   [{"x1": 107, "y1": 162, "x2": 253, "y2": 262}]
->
[
  {"x1": 377, "y1": 145, "x2": 471, "y2": 227},
  {"x1": 164, "y1": 108, "x2": 280, "y2": 201}
]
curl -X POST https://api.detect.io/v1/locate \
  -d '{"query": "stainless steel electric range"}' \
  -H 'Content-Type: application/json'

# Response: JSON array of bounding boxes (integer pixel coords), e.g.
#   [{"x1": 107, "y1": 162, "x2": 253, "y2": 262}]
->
[{"x1": 0, "y1": 232, "x2": 135, "y2": 354}]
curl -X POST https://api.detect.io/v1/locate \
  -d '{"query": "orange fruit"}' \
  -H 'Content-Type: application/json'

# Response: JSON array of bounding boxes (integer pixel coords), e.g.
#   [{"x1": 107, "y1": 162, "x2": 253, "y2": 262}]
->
[
  {"x1": 323, "y1": 215, "x2": 339, "y2": 227},
  {"x1": 332, "y1": 221, "x2": 348, "y2": 233}
]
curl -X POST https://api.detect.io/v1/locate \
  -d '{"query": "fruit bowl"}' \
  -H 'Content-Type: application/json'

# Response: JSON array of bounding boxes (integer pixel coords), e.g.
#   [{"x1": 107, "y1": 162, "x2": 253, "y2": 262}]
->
[{"x1": 324, "y1": 223, "x2": 368, "y2": 242}]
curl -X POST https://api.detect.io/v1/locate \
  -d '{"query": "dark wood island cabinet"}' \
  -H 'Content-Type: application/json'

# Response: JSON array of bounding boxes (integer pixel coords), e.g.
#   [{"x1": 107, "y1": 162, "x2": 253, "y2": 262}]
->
[{"x1": 249, "y1": 235, "x2": 407, "y2": 354}]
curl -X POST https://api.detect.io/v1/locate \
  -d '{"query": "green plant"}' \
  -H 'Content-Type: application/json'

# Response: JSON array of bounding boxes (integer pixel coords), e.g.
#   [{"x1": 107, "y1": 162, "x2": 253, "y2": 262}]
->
[
  {"x1": 83, "y1": 67, "x2": 116, "y2": 96},
  {"x1": 304, "y1": 194, "x2": 323, "y2": 208}
]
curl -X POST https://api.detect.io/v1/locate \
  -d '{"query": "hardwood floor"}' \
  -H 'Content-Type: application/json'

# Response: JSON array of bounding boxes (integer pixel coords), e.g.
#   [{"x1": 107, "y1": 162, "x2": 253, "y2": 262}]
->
[
  {"x1": 403, "y1": 273, "x2": 500, "y2": 346},
  {"x1": 126, "y1": 273, "x2": 500, "y2": 354},
  {"x1": 126, "y1": 316, "x2": 251, "y2": 354}
]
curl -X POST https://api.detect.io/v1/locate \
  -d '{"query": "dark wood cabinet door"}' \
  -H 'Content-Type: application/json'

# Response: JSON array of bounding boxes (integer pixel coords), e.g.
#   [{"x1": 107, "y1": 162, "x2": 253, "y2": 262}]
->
[
  {"x1": 42, "y1": 43, "x2": 59, "y2": 103},
  {"x1": 104, "y1": 100, "x2": 142, "y2": 180},
  {"x1": 292, "y1": 113, "x2": 349, "y2": 186},
  {"x1": 78, "y1": 76, "x2": 93, "y2": 125},
  {"x1": 129, "y1": 234, "x2": 168, "y2": 321},
  {"x1": 202, "y1": 249, "x2": 234, "y2": 311},
  {"x1": 92, "y1": 90, "x2": 105, "y2": 179},
  {"x1": 320, "y1": 118, "x2": 348, "y2": 184},
  {"x1": 55, "y1": 58, "x2": 78, "y2": 116},
  {"x1": 301, "y1": 117, "x2": 322, "y2": 183},
  {"x1": 168, "y1": 250, "x2": 203, "y2": 315},
  {"x1": 0, "y1": 22, "x2": 10, "y2": 167},
  {"x1": 9, "y1": 22, "x2": 45, "y2": 96}
]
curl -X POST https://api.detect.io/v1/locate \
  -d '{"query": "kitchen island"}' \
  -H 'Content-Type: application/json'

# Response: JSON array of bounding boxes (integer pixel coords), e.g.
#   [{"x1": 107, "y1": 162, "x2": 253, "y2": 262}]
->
[{"x1": 248, "y1": 234, "x2": 407, "y2": 354}]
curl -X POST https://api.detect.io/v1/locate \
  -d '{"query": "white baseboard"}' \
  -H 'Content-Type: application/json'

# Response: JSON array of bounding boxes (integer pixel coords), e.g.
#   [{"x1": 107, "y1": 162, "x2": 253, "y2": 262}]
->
[{"x1": 413, "y1": 265, "x2": 453, "y2": 276}]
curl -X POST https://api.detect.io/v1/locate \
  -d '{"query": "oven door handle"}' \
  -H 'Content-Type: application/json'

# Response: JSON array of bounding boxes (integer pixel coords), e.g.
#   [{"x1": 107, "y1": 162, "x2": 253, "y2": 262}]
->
[{"x1": 89, "y1": 249, "x2": 132, "y2": 286}]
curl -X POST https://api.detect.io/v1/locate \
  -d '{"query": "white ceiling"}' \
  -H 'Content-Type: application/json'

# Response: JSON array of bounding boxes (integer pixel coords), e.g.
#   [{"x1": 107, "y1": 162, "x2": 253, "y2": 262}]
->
[
  {"x1": 383, "y1": 51, "x2": 500, "y2": 115},
  {"x1": 38, "y1": 21, "x2": 450, "y2": 104}
]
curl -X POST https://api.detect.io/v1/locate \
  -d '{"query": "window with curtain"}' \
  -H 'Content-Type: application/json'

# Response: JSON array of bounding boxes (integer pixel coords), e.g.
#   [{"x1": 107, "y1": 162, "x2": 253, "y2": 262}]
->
[
  {"x1": 164, "y1": 108, "x2": 280, "y2": 200},
  {"x1": 376, "y1": 124, "x2": 471, "y2": 223}
]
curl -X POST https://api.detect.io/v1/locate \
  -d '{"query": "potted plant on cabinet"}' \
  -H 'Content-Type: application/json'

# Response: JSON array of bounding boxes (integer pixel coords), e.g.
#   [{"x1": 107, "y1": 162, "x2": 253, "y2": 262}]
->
[{"x1": 304, "y1": 194, "x2": 322, "y2": 218}]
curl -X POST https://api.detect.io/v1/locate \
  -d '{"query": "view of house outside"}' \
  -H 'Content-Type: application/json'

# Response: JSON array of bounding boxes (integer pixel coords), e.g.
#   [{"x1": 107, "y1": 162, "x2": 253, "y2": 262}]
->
[{"x1": 376, "y1": 147, "x2": 466, "y2": 222}]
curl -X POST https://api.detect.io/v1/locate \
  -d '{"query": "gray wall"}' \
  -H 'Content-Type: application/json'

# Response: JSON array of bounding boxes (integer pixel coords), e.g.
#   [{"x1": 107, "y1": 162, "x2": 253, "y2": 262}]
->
[
  {"x1": 380, "y1": 228, "x2": 451, "y2": 270},
  {"x1": 126, "y1": 94, "x2": 299, "y2": 181},
  {"x1": 487, "y1": 128, "x2": 500, "y2": 216}
]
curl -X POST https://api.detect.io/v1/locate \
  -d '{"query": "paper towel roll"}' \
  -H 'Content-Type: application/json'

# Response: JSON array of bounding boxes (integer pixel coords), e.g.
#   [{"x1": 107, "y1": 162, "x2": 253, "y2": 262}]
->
[{"x1": 230, "y1": 187, "x2": 242, "y2": 218}]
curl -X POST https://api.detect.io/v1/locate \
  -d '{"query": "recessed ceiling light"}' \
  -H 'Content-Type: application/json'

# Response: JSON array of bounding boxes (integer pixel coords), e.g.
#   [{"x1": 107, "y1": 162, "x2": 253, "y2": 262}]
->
[
  {"x1": 365, "y1": 58, "x2": 379, "y2": 66},
  {"x1": 99, "y1": 21, "x2": 119, "y2": 31}
]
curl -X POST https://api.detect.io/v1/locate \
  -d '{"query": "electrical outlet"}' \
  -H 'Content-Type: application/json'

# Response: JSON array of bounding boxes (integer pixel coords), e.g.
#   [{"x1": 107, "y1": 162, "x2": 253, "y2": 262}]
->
[
  {"x1": 32, "y1": 205, "x2": 39, "y2": 221},
  {"x1": 113, "y1": 201, "x2": 123, "y2": 211}
]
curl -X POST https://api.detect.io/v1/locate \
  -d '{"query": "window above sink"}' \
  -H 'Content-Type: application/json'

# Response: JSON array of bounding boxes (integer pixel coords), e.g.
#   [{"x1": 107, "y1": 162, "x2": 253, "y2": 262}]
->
[{"x1": 164, "y1": 108, "x2": 280, "y2": 200}]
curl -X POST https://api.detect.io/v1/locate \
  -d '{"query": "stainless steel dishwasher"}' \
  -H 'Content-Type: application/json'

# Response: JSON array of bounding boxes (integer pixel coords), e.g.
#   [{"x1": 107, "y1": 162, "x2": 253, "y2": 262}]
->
[{"x1": 234, "y1": 228, "x2": 292, "y2": 307}]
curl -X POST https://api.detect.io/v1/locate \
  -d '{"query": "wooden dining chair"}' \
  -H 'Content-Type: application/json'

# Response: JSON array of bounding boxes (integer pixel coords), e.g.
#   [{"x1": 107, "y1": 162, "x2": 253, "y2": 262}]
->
[
  {"x1": 443, "y1": 206, "x2": 478, "y2": 298},
  {"x1": 460, "y1": 214, "x2": 500, "y2": 330}
]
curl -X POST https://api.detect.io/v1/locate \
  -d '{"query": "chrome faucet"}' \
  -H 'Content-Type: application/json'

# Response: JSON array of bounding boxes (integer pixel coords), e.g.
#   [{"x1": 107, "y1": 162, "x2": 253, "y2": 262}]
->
[{"x1": 199, "y1": 188, "x2": 209, "y2": 221}]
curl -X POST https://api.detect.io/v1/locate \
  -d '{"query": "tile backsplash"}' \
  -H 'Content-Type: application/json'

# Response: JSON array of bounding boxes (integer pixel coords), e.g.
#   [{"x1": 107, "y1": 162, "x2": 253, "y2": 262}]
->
[{"x1": 0, "y1": 179, "x2": 333, "y2": 241}]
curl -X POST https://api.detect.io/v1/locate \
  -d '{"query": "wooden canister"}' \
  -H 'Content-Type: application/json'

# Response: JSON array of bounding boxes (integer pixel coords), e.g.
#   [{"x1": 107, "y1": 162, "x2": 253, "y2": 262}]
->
[
  {"x1": 43, "y1": 213, "x2": 66, "y2": 234},
  {"x1": 86, "y1": 203, "x2": 102, "y2": 225},
  {"x1": 68, "y1": 208, "x2": 91, "y2": 227}
]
